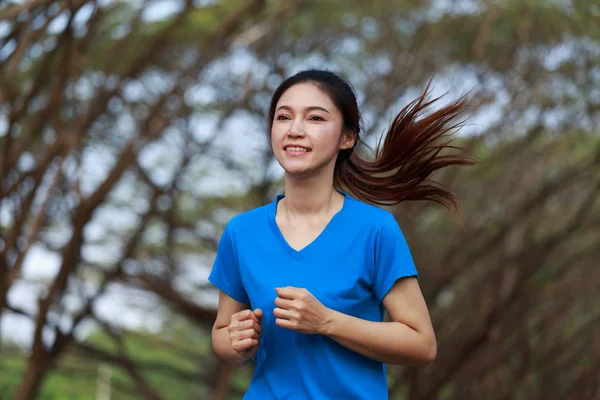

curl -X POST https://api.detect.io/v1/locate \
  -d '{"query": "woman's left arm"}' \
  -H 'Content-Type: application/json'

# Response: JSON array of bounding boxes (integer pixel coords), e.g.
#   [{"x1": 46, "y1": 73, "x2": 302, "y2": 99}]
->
[
  {"x1": 273, "y1": 277, "x2": 436, "y2": 366},
  {"x1": 325, "y1": 277, "x2": 436, "y2": 366}
]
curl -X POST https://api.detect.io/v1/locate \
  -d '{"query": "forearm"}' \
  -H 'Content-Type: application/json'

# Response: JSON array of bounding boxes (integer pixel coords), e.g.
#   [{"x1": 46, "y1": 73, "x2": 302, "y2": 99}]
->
[
  {"x1": 211, "y1": 326, "x2": 248, "y2": 366},
  {"x1": 322, "y1": 310, "x2": 436, "y2": 366}
]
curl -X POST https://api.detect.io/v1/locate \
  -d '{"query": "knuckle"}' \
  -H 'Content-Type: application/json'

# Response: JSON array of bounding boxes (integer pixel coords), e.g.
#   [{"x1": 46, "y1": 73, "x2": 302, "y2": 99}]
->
[{"x1": 231, "y1": 312, "x2": 243, "y2": 322}]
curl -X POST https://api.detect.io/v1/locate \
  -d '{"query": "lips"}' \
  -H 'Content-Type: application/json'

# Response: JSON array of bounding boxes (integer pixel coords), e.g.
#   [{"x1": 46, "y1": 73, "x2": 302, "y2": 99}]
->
[{"x1": 284, "y1": 145, "x2": 311, "y2": 152}]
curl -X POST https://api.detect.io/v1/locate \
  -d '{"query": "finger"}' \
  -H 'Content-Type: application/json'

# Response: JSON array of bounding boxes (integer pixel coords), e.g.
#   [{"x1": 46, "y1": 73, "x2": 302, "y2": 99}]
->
[
  {"x1": 231, "y1": 310, "x2": 250, "y2": 322},
  {"x1": 273, "y1": 307, "x2": 293, "y2": 320},
  {"x1": 232, "y1": 338, "x2": 259, "y2": 352},
  {"x1": 238, "y1": 319, "x2": 262, "y2": 334},
  {"x1": 238, "y1": 328, "x2": 261, "y2": 340},
  {"x1": 275, "y1": 318, "x2": 296, "y2": 330},
  {"x1": 275, "y1": 286, "x2": 299, "y2": 300},
  {"x1": 274, "y1": 296, "x2": 294, "y2": 309},
  {"x1": 231, "y1": 327, "x2": 260, "y2": 342},
  {"x1": 231, "y1": 326, "x2": 261, "y2": 342},
  {"x1": 233, "y1": 309, "x2": 259, "y2": 323},
  {"x1": 253, "y1": 308, "x2": 263, "y2": 319},
  {"x1": 245, "y1": 310, "x2": 260, "y2": 323},
  {"x1": 229, "y1": 321, "x2": 260, "y2": 339}
]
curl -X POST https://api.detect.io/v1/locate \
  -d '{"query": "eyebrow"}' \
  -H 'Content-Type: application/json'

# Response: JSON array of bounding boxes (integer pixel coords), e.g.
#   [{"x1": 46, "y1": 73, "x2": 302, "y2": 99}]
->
[{"x1": 275, "y1": 105, "x2": 331, "y2": 115}]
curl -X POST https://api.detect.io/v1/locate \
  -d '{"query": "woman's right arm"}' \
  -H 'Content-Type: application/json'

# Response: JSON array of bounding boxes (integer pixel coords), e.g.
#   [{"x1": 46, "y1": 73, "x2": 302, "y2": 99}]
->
[{"x1": 212, "y1": 290, "x2": 262, "y2": 366}]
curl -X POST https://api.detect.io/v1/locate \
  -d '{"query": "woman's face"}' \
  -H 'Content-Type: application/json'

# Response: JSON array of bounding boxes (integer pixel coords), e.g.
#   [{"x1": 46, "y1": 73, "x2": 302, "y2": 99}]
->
[{"x1": 271, "y1": 83, "x2": 355, "y2": 178}]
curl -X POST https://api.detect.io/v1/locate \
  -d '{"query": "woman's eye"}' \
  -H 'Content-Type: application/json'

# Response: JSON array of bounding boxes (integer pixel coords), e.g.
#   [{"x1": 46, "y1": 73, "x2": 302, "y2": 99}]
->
[
  {"x1": 309, "y1": 116, "x2": 324, "y2": 121},
  {"x1": 276, "y1": 115, "x2": 290, "y2": 120}
]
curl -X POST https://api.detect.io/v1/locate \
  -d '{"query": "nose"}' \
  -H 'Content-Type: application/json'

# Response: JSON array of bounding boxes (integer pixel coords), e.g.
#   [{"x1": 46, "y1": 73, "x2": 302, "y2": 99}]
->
[{"x1": 289, "y1": 118, "x2": 305, "y2": 137}]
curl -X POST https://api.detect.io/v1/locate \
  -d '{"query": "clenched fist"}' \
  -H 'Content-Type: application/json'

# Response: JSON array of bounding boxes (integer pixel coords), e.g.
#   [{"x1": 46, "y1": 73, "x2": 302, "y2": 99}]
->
[
  {"x1": 228, "y1": 308, "x2": 263, "y2": 361},
  {"x1": 274, "y1": 287, "x2": 332, "y2": 335}
]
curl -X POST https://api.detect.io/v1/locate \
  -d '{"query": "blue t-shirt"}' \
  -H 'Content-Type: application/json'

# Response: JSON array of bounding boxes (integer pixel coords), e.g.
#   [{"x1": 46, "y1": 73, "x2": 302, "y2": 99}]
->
[{"x1": 208, "y1": 192, "x2": 418, "y2": 399}]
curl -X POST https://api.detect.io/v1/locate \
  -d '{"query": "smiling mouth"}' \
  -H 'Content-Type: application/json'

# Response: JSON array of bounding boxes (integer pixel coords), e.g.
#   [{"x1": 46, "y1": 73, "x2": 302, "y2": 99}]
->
[{"x1": 284, "y1": 146, "x2": 311, "y2": 152}]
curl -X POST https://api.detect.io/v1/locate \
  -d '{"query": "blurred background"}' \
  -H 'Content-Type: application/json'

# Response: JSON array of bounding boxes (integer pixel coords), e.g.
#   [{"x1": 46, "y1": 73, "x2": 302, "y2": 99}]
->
[{"x1": 1, "y1": 0, "x2": 599, "y2": 399}]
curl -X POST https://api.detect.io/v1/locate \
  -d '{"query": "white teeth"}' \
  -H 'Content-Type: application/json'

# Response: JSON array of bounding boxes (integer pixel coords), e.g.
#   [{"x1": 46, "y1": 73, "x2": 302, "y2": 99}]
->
[{"x1": 286, "y1": 146, "x2": 309, "y2": 152}]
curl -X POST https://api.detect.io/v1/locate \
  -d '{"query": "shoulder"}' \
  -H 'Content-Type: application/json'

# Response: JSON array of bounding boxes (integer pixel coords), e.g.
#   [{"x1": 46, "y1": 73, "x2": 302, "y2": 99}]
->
[
  {"x1": 344, "y1": 194, "x2": 398, "y2": 230},
  {"x1": 223, "y1": 202, "x2": 271, "y2": 233}
]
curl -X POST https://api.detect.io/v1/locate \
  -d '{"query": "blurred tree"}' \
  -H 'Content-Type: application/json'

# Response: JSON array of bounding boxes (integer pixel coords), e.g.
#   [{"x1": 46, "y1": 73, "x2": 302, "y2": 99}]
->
[
  {"x1": 0, "y1": 316, "x2": 253, "y2": 399},
  {"x1": 0, "y1": 0, "x2": 598, "y2": 399},
  {"x1": 0, "y1": 0, "x2": 278, "y2": 398}
]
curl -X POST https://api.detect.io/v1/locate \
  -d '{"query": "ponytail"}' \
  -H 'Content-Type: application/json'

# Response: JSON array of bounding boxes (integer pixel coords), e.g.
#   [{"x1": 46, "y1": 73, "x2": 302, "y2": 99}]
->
[{"x1": 335, "y1": 82, "x2": 476, "y2": 216}]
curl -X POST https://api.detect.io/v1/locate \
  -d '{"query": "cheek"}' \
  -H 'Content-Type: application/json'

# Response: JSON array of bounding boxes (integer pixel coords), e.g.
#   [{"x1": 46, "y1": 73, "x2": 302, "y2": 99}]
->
[
  {"x1": 269, "y1": 129, "x2": 279, "y2": 149},
  {"x1": 270, "y1": 127, "x2": 287, "y2": 155},
  {"x1": 318, "y1": 127, "x2": 344, "y2": 150},
  {"x1": 270, "y1": 125, "x2": 285, "y2": 143}
]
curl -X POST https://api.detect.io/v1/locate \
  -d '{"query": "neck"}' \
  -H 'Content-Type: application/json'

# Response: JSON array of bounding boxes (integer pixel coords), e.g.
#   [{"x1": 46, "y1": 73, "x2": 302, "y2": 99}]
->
[{"x1": 281, "y1": 172, "x2": 340, "y2": 216}]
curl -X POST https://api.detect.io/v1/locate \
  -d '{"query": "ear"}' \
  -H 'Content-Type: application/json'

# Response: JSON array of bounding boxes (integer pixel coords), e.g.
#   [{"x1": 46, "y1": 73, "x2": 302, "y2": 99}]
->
[{"x1": 339, "y1": 130, "x2": 357, "y2": 151}]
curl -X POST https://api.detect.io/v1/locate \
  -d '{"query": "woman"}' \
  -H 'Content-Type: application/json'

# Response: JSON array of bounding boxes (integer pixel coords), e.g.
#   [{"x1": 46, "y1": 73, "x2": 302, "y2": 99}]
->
[{"x1": 209, "y1": 69, "x2": 473, "y2": 399}]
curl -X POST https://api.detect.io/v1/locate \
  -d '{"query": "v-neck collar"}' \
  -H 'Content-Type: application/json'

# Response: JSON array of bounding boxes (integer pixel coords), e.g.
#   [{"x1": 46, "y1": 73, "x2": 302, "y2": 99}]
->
[{"x1": 267, "y1": 191, "x2": 349, "y2": 261}]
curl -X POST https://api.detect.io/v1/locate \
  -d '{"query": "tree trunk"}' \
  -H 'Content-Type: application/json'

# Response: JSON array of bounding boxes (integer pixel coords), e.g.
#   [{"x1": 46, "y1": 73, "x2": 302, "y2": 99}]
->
[{"x1": 14, "y1": 352, "x2": 50, "y2": 400}]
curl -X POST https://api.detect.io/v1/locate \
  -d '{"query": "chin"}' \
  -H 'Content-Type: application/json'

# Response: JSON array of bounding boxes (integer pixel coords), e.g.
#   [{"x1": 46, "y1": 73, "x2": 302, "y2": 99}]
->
[
  {"x1": 279, "y1": 159, "x2": 310, "y2": 173},
  {"x1": 279, "y1": 161, "x2": 316, "y2": 177},
  {"x1": 281, "y1": 158, "x2": 335, "y2": 180},
  {"x1": 283, "y1": 166, "x2": 313, "y2": 178}
]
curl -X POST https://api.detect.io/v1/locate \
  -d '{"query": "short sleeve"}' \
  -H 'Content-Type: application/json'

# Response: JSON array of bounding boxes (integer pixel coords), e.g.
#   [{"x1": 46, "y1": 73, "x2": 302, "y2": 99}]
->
[
  {"x1": 208, "y1": 223, "x2": 250, "y2": 304},
  {"x1": 372, "y1": 213, "x2": 418, "y2": 302}
]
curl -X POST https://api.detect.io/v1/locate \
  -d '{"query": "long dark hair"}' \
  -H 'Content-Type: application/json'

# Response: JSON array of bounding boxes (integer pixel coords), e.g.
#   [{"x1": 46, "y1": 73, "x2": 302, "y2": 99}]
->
[{"x1": 268, "y1": 69, "x2": 476, "y2": 216}]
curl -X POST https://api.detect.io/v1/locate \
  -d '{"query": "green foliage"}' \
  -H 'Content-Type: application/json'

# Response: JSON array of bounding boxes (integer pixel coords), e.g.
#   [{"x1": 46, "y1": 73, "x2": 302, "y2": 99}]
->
[
  {"x1": 0, "y1": 318, "x2": 220, "y2": 399},
  {"x1": 0, "y1": 344, "x2": 26, "y2": 399}
]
